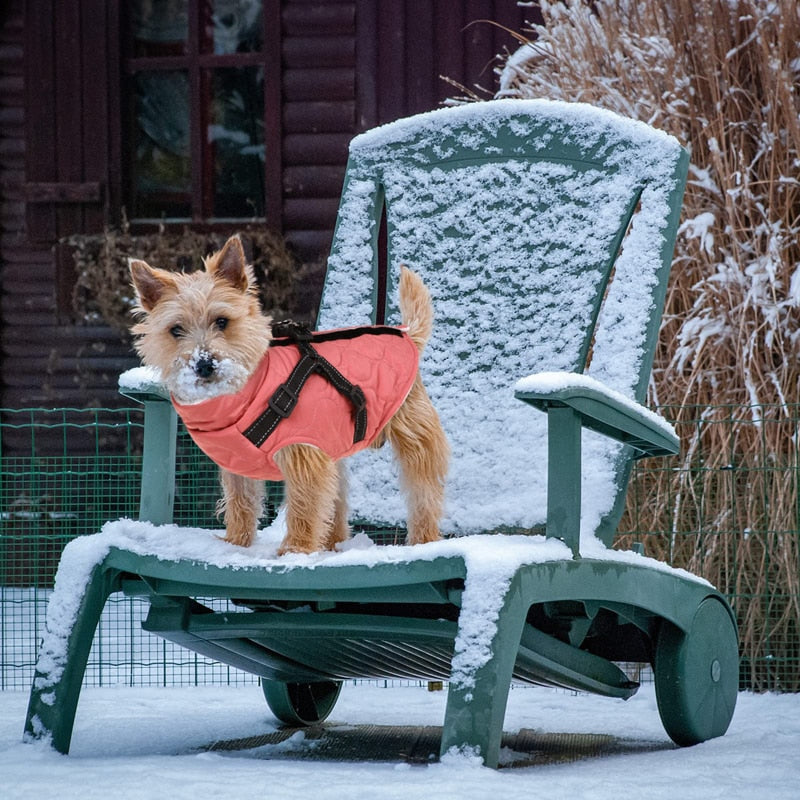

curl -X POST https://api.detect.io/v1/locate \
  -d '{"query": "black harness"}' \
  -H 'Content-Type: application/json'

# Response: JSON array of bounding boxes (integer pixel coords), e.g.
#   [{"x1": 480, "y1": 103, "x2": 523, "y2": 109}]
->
[{"x1": 242, "y1": 322, "x2": 406, "y2": 449}]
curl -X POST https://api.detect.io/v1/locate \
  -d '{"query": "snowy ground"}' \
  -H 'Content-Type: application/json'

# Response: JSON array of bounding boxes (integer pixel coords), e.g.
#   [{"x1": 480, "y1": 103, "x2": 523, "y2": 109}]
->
[{"x1": 2, "y1": 682, "x2": 798, "y2": 799}]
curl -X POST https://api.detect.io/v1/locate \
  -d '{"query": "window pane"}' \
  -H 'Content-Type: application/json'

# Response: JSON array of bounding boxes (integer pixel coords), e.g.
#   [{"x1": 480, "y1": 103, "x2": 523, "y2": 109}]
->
[
  {"x1": 132, "y1": 71, "x2": 191, "y2": 219},
  {"x1": 130, "y1": 0, "x2": 188, "y2": 57},
  {"x1": 207, "y1": 66, "x2": 265, "y2": 217},
  {"x1": 204, "y1": 0, "x2": 263, "y2": 54}
]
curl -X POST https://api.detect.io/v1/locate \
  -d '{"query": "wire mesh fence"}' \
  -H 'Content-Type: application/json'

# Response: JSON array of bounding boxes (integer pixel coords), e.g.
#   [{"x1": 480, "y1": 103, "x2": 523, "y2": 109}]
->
[
  {"x1": 1, "y1": 404, "x2": 798, "y2": 692},
  {"x1": 618, "y1": 403, "x2": 800, "y2": 692},
  {"x1": 0, "y1": 407, "x2": 274, "y2": 691}
]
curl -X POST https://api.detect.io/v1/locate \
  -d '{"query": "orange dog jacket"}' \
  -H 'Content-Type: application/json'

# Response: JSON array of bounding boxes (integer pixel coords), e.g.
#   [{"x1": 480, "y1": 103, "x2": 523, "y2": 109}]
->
[{"x1": 172, "y1": 327, "x2": 420, "y2": 481}]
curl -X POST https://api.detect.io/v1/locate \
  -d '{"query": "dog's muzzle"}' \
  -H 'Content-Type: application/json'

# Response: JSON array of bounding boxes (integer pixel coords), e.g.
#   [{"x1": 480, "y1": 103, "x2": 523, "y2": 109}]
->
[{"x1": 194, "y1": 354, "x2": 216, "y2": 379}]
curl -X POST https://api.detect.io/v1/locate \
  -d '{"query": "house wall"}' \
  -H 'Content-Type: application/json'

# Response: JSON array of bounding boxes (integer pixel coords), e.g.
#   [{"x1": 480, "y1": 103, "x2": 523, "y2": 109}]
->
[{"x1": 0, "y1": 0, "x2": 531, "y2": 413}]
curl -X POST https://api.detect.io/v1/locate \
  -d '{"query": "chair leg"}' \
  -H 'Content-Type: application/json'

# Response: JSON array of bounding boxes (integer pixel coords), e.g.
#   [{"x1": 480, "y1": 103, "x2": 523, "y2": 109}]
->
[
  {"x1": 24, "y1": 560, "x2": 119, "y2": 754},
  {"x1": 440, "y1": 572, "x2": 528, "y2": 768}
]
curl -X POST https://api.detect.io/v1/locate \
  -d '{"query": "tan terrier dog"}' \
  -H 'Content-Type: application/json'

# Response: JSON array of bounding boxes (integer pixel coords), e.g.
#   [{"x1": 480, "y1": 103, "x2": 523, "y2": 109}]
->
[{"x1": 129, "y1": 235, "x2": 449, "y2": 554}]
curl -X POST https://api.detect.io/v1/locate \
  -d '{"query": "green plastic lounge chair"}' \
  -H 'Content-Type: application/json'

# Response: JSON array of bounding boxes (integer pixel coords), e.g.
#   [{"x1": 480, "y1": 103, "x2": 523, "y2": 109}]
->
[{"x1": 24, "y1": 99, "x2": 738, "y2": 768}]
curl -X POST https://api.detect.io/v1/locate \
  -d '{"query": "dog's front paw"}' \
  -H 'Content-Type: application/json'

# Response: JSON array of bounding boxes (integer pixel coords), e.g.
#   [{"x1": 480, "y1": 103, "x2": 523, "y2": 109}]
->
[
  {"x1": 406, "y1": 522, "x2": 442, "y2": 546},
  {"x1": 276, "y1": 540, "x2": 315, "y2": 556},
  {"x1": 223, "y1": 528, "x2": 255, "y2": 547}
]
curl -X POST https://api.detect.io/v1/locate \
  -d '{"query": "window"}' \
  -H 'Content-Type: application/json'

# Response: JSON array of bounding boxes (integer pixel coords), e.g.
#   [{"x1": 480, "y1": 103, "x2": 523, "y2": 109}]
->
[{"x1": 123, "y1": 0, "x2": 279, "y2": 223}]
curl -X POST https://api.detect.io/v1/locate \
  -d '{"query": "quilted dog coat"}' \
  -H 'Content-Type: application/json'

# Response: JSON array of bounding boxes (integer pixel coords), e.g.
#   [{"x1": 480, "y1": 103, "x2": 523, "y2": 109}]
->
[{"x1": 172, "y1": 326, "x2": 420, "y2": 481}]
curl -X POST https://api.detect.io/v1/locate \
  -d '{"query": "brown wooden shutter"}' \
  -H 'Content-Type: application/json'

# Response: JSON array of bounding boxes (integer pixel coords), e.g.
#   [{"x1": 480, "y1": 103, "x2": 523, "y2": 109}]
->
[{"x1": 24, "y1": 0, "x2": 112, "y2": 244}]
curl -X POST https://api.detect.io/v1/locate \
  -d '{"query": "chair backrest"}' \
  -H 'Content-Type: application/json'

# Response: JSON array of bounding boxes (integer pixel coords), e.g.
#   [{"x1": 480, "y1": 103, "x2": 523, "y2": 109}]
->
[{"x1": 318, "y1": 99, "x2": 688, "y2": 546}]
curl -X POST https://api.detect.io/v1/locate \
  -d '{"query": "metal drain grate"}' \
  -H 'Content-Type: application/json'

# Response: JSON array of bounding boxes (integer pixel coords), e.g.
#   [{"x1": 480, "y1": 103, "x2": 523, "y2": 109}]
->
[{"x1": 203, "y1": 725, "x2": 673, "y2": 767}]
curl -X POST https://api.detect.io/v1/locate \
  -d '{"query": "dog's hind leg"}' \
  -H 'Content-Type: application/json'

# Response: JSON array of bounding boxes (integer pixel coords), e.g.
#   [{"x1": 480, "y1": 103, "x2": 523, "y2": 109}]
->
[
  {"x1": 218, "y1": 468, "x2": 265, "y2": 547},
  {"x1": 326, "y1": 460, "x2": 351, "y2": 550},
  {"x1": 275, "y1": 444, "x2": 340, "y2": 554},
  {"x1": 384, "y1": 376, "x2": 449, "y2": 545}
]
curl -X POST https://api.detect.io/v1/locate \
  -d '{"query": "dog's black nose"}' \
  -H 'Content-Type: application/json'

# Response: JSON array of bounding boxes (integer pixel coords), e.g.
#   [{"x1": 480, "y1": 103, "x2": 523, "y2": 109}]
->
[{"x1": 194, "y1": 355, "x2": 216, "y2": 379}]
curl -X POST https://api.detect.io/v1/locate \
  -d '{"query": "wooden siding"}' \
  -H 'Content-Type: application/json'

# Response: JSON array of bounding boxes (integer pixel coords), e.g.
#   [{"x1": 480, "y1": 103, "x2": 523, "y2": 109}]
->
[
  {"x1": 282, "y1": 0, "x2": 356, "y2": 259},
  {"x1": 356, "y1": 0, "x2": 531, "y2": 127},
  {"x1": 1, "y1": 0, "x2": 533, "y2": 415}
]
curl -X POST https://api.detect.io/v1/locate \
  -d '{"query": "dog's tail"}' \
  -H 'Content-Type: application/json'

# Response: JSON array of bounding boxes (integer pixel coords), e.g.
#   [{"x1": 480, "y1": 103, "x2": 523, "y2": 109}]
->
[{"x1": 398, "y1": 266, "x2": 434, "y2": 353}]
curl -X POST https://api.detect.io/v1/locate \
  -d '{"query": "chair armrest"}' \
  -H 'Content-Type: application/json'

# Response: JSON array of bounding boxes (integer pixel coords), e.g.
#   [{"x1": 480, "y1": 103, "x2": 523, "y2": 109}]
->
[
  {"x1": 118, "y1": 367, "x2": 176, "y2": 525},
  {"x1": 514, "y1": 372, "x2": 678, "y2": 556},
  {"x1": 118, "y1": 367, "x2": 172, "y2": 404},
  {"x1": 514, "y1": 371, "x2": 679, "y2": 459}
]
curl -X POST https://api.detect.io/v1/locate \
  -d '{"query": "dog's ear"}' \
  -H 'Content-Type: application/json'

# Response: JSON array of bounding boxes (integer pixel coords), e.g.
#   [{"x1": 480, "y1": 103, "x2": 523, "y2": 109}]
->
[
  {"x1": 129, "y1": 259, "x2": 176, "y2": 312},
  {"x1": 208, "y1": 235, "x2": 250, "y2": 292}
]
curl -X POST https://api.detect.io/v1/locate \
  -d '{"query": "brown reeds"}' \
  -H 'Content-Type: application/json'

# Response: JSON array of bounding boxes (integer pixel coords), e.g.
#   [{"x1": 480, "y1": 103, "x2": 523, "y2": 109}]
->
[{"x1": 495, "y1": 0, "x2": 800, "y2": 689}]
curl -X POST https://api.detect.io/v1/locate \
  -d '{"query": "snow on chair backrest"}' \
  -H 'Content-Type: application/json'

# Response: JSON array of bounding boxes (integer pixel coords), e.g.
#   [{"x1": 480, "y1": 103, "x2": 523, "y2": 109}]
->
[{"x1": 319, "y1": 99, "x2": 688, "y2": 545}]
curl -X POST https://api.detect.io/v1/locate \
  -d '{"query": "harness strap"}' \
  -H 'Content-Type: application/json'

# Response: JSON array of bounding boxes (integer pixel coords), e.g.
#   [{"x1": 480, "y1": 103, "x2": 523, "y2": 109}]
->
[
  {"x1": 243, "y1": 326, "x2": 402, "y2": 450},
  {"x1": 269, "y1": 322, "x2": 405, "y2": 345}
]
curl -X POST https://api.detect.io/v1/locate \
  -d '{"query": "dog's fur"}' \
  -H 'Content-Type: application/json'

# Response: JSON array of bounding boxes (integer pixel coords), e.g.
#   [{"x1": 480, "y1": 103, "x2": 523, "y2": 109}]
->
[{"x1": 129, "y1": 235, "x2": 449, "y2": 554}]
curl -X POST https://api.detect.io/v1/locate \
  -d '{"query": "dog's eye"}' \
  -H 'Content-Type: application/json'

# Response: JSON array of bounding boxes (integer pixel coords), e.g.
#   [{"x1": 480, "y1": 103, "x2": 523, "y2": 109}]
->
[
  {"x1": 215, "y1": 317, "x2": 229, "y2": 331},
  {"x1": 169, "y1": 324, "x2": 184, "y2": 338}
]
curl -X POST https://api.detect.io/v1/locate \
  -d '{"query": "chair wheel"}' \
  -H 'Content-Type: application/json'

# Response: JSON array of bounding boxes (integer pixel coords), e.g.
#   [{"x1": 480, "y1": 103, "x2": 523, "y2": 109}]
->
[
  {"x1": 262, "y1": 680, "x2": 343, "y2": 725},
  {"x1": 655, "y1": 597, "x2": 738, "y2": 746}
]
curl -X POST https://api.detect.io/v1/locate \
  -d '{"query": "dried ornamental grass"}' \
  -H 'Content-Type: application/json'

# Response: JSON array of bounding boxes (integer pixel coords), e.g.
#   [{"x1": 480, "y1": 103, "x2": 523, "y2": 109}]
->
[{"x1": 495, "y1": 0, "x2": 800, "y2": 689}]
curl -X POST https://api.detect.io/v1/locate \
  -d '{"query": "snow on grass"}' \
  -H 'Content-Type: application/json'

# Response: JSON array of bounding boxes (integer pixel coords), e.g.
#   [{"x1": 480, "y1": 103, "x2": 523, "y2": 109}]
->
[{"x1": 3, "y1": 683, "x2": 800, "y2": 800}]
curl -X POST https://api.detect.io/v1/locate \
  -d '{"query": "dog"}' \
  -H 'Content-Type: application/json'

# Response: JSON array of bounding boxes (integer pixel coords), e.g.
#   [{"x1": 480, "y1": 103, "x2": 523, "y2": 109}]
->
[{"x1": 129, "y1": 235, "x2": 449, "y2": 554}]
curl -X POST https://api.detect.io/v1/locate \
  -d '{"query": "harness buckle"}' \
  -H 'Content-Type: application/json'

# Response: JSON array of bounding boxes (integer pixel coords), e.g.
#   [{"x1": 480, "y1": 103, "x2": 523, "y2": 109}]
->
[
  {"x1": 272, "y1": 320, "x2": 313, "y2": 342},
  {"x1": 268, "y1": 383, "x2": 300, "y2": 419}
]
